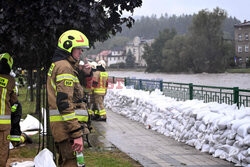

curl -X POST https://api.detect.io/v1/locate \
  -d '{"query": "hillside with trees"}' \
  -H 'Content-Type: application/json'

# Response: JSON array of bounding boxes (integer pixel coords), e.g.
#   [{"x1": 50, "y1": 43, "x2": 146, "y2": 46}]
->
[
  {"x1": 87, "y1": 12, "x2": 240, "y2": 55},
  {"x1": 142, "y1": 8, "x2": 235, "y2": 73}
]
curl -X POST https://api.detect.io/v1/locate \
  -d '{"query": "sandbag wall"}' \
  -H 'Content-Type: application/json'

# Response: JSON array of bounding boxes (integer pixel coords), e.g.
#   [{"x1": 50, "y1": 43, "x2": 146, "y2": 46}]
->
[{"x1": 105, "y1": 88, "x2": 250, "y2": 167}]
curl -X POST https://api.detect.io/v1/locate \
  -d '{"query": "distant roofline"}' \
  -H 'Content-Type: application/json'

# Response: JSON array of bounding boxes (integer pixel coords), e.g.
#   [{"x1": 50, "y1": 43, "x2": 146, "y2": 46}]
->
[{"x1": 234, "y1": 21, "x2": 250, "y2": 27}]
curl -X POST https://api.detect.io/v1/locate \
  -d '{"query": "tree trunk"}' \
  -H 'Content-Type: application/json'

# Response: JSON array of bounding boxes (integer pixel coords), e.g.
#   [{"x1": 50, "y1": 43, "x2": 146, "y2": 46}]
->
[
  {"x1": 35, "y1": 67, "x2": 41, "y2": 114},
  {"x1": 28, "y1": 69, "x2": 34, "y2": 102}
]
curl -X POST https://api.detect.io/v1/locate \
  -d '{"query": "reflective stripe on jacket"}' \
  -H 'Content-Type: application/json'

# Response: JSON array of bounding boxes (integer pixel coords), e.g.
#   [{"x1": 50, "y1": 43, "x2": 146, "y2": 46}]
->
[
  {"x1": 50, "y1": 109, "x2": 89, "y2": 122},
  {"x1": 93, "y1": 71, "x2": 108, "y2": 95},
  {"x1": 0, "y1": 74, "x2": 17, "y2": 130}
]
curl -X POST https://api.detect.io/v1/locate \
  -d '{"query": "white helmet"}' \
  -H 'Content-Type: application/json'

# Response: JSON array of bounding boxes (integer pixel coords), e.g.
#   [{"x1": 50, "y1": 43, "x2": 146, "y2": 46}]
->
[
  {"x1": 90, "y1": 61, "x2": 98, "y2": 69},
  {"x1": 98, "y1": 60, "x2": 106, "y2": 69},
  {"x1": 79, "y1": 60, "x2": 84, "y2": 66}
]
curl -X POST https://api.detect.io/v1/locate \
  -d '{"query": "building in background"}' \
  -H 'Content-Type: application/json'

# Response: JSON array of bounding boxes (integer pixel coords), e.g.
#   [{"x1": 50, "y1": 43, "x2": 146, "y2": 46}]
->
[
  {"x1": 107, "y1": 47, "x2": 126, "y2": 67},
  {"x1": 95, "y1": 50, "x2": 111, "y2": 64},
  {"x1": 234, "y1": 20, "x2": 250, "y2": 68},
  {"x1": 125, "y1": 36, "x2": 154, "y2": 67}
]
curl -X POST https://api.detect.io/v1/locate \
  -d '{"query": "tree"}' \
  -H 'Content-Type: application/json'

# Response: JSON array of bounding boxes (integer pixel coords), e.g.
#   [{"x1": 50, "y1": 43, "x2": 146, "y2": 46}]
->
[
  {"x1": 186, "y1": 7, "x2": 228, "y2": 73},
  {"x1": 125, "y1": 50, "x2": 135, "y2": 68},
  {"x1": 0, "y1": 0, "x2": 142, "y2": 70},
  {"x1": 142, "y1": 28, "x2": 176, "y2": 72},
  {"x1": 161, "y1": 35, "x2": 188, "y2": 72},
  {"x1": 0, "y1": 0, "x2": 142, "y2": 114}
]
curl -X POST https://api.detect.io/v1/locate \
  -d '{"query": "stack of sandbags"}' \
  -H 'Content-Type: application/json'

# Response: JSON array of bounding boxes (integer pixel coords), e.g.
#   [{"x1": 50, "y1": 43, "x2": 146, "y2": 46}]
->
[{"x1": 104, "y1": 87, "x2": 250, "y2": 166}]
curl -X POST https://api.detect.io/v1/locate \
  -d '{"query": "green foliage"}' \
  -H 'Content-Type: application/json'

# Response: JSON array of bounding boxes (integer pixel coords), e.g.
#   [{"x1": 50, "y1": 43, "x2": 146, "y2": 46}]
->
[
  {"x1": 125, "y1": 50, "x2": 135, "y2": 68},
  {"x1": 87, "y1": 13, "x2": 240, "y2": 55},
  {"x1": 143, "y1": 28, "x2": 176, "y2": 72},
  {"x1": 0, "y1": 0, "x2": 142, "y2": 70},
  {"x1": 143, "y1": 8, "x2": 235, "y2": 73}
]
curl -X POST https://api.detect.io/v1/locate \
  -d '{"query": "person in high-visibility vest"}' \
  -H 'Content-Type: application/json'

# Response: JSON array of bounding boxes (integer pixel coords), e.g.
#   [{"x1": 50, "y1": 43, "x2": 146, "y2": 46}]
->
[
  {"x1": 0, "y1": 53, "x2": 19, "y2": 166},
  {"x1": 47, "y1": 30, "x2": 91, "y2": 166},
  {"x1": 85, "y1": 61, "x2": 98, "y2": 118},
  {"x1": 93, "y1": 60, "x2": 108, "y2": 121}
]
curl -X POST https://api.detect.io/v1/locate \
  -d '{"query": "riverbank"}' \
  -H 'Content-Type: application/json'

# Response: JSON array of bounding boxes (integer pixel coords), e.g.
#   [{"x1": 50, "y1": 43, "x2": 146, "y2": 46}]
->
[
  {"x1": 226, "y1": 68, "x2": 250, "y2": 73},
  {"x1": 108, "y1": 68, "x2": 250, "y2": 73}
]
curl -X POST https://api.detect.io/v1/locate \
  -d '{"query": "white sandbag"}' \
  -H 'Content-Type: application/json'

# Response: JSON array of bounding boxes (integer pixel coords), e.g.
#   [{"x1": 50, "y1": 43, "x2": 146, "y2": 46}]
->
[
  {"x1": 229, "y1": 146, "x2": 240, "y2": 157},
  {"x1": 227, "y1": 131, "x2": 236, "y2": 140},
  {"x1": 237, "y1": 123, "x2": 250, "y2": 137},
  {"x1": 226, "y1": 139, "x2": 235, "y2": 146},
  {"x1": 243, "y1": 135, "x2": 250, "y2": 146},
  {"x1": 20, "y1": 114, "x2": 43, "y2": 133},
  {"x1": 231, "y1": 118, "x2": 250, "y2": 132},
  {"x1": 201, "y1": 144, "x2": 210, "y2": 153},
  {"x1": 209, "y1": 147, "x2": 215, "y2": 154},
  {"x1": 34, "y1": 148, "x2": 56, "y2": 167},
  {"x1": 213, "y1": 149, "x2": 227, "y2": 158},
  {"x1": 10, "y1": 161, "x2": 35, "y2": 167},
  {"x1": 217, "y1": 116, "x2": 233, "y2": 130}
]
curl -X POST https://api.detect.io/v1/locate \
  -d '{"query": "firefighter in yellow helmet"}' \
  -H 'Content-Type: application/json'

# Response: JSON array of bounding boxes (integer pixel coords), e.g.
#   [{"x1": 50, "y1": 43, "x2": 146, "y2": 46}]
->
[
  {"x1": 47, "y1": 30, "x2": 91, "y2": 166},
  {"x1": 93, "y1": 60, "x2": 108, "y2": 121},
  {"x1": 87, "y1": 61, "x2": 98, "y2": 118}
]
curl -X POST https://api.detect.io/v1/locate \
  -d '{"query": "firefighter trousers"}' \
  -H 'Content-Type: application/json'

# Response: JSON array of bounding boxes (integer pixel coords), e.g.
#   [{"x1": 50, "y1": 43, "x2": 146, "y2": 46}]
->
[{"x1": 0, "y1": 130, "x2": 10, "y2": 167}]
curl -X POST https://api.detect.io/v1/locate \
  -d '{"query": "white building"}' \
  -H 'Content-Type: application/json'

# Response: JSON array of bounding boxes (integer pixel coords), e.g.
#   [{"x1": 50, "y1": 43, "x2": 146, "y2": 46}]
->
[
  {"x1": 107, "y1": 47, "x2": 126, "y2": 67},
  {"x1": 125, "y1": 36, "x2": 154, "y2": 67}
]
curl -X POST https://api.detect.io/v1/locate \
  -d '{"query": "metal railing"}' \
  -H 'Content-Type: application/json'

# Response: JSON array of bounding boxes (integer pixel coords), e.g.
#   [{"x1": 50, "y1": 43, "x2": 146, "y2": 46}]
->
[{"x1": 109, "y1": 76, "x2": 250, "y2": 108}]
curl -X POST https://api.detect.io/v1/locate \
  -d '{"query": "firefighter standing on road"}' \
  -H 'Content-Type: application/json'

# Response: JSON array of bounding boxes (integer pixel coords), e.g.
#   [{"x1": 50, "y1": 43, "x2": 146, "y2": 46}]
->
[
  {"x1": 47, "y1": 30, "x2": 90, "y2": 166},
  {"x1": 93, "y1": 60, "x2": 108, "y2": 121}
]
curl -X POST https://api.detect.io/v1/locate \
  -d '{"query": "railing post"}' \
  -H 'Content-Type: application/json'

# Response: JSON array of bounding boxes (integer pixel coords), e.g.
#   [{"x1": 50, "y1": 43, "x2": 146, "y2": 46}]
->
[
  {"x1": 113, "y1": 76, "x2": 115, "y2": 84},
  {"x1": 189, "y1": 83, "x2": 193, "y2": 100},
  {"x1": 233, "y1": 87, "x2": 239, "y2": 107},
  {"x1": 160, "y1": 80, "x2": 163, "y2": 92},
  {"x1": 139, "y1": 79, "x2": 142, "y2": 90},
  {"x1": 124, "y1": 77, "x2": 127, "y2": 86}
]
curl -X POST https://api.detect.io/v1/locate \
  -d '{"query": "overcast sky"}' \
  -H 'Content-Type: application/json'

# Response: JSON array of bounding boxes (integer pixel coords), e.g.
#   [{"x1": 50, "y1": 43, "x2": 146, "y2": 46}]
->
[{"x1": 127, "y1": 0, "x2": 250, "y2": 22}]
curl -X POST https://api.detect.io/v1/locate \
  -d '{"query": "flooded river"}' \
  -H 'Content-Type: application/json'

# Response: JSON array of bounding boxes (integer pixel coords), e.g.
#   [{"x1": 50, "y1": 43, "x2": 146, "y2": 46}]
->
[{"x1": 108, "y1": 71, "x2": 250, "y2": 89}]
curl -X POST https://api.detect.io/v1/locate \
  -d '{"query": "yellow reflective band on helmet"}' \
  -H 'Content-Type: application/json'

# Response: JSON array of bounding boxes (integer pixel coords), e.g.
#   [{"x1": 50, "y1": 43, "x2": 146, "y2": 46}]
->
[
  {"x1": 65, "y1": 80, "x2": 73, "y2": 87},
  {"x1": 62, "y1": 112, "x2": 76, "y2": 121},
  {"x1": 0, "y1": 77, "x2": 8, "y2": 88},
  {"x1": 48, "y1": 63, "x2": 55, "y2": 77},
  {"x1": 0, "y1": 53, "x2": 13, "y2": 70},
  {"x1": 99, "y1": 109, "x2": 106, "y2": 116},
  {"x1": 58, "y1": 30, "x2": 89, "y2": 53},
  {"x1": 1, "y1": 88, "x2": 7, "y2": 115},
  {"x1": 56, "y1": 74, "x2": 79, "y2": 83}
]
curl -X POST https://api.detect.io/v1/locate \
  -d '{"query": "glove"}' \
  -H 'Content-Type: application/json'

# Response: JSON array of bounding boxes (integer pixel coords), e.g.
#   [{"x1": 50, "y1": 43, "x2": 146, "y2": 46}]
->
[
  {"x1": 72, "y1": 137, "x2": 83, "y2": 152},
  {"x1": 11, "y1": 103, "x2": 18, "y2": 112}
]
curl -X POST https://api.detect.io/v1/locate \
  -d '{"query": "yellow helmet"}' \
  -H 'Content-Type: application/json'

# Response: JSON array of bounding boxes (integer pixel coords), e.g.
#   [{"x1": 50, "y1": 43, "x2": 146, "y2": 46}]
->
[
  {"x1": 58, "y1": 30, "x2": 89, "y2": 53},
  {"x1": 0, "y1": 53, "x2": 13, "y2": 70}
]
